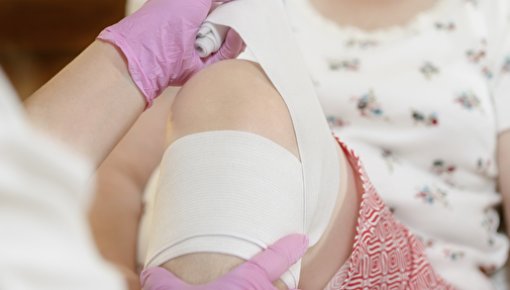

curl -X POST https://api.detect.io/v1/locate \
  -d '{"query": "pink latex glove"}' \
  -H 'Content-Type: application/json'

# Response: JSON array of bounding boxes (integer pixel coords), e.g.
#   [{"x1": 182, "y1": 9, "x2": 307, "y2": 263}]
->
[
  {"x1": 98, "y1": 0, "x2": 245, "y2": 107},
  {"x1": 140, "y1": 234, "x2": 309, "y2": 290}
]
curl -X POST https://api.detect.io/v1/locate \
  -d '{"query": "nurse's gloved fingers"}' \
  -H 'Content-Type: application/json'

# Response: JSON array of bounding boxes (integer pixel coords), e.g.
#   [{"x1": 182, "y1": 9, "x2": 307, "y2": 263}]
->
[
  {"x1": 141, "y1": 267, "x2": 189, "y2": 290},
  {"x1": 242, "y1": 234, "x2": 309, "y2": 282},
  {"x1": 206, "y1": 29, "x2": 245, "y2": 65},
  {"x1": 139, "y1": 234, "x2": 308, "y2": 290},
  {"x1": 212, "y1": 0, "x2": 236, "y2": 6}
]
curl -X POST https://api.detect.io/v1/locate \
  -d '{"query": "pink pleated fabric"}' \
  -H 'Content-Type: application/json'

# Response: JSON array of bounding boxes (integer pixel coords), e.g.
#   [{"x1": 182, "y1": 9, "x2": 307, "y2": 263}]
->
[{"x1": 326, "y1": 138, "x2": 455, "y2": 290}]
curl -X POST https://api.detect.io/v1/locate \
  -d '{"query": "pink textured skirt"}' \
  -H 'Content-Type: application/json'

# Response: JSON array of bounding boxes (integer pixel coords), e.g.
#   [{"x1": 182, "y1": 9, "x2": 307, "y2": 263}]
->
[{"x1": 325, "y1": 138, "x2": 455, "y2": 290}]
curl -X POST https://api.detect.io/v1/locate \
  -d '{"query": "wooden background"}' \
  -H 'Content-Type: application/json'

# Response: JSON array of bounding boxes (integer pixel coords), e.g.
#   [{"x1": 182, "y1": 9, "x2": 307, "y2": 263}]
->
[{"x1": 0, "y1": 0, "x2": 126, "y2": 99}]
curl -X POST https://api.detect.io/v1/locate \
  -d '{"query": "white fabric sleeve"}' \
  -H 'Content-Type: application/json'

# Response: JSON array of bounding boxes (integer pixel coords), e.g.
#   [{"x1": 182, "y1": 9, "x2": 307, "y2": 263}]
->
[
  {"x1": 486, "y1": 0, "x2": 510, "y2": 134},
  {"x1": 0, "y1": 70, "x2": 125, "y2": 290}
]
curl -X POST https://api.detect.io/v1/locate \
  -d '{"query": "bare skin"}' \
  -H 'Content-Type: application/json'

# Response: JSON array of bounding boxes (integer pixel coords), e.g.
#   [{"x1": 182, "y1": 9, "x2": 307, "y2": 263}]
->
[
  {"x1": 310, "y1": 0, "x2": 439, "y2": 31},
  {"x1": 89, "y1": 91, "x2": 175, "y2": 290},
  {"x1": 498, "y1": 131, "x2": 510, "y2": 235},
  {"x1": 25, "y1": 41, "x2": 145, "y2": 166}
]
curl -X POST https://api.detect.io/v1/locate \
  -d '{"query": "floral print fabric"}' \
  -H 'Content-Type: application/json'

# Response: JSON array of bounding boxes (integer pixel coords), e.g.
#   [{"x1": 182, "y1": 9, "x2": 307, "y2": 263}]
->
[
  {"x1": 325, "y1": 138, "x2": 454, "y2": 290},
  {"x1": 285, "y1": 0, "x2": 510, "y2": 288}
]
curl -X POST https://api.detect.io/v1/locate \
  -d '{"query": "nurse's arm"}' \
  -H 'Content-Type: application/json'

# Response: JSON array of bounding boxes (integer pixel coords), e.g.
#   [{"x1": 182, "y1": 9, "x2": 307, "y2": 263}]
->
[
  {"x1": 24, "y1": 41, "x2": 146, "y2": 167},
  {"x1": 88, "y1": 91, "x2": 175, "y2": 290}
]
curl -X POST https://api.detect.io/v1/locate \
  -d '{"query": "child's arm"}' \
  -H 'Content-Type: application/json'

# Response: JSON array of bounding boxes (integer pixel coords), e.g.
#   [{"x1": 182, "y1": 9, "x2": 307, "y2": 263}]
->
[{"x1": 498, "y1": 131, "x2": 510, "y2": 233}]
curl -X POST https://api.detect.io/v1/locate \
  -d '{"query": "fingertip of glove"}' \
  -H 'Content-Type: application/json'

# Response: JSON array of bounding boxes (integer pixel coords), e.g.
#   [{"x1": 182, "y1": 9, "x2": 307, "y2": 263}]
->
[
  {"x1": 208, "y1": 29, "x2": 245, "y2": 64},
  {"x1": 274, "y1": 234, "x2": 309, "y2": 263},
  {"x1": 140, "y1": 267, "x2": 168, "y2": 285}
]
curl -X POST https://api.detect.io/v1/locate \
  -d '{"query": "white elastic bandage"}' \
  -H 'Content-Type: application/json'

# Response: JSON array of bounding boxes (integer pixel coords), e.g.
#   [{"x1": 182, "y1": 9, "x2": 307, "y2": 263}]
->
[
  {"x1": 195, "y1": 22, "x2": 229, "y2": 58},
  {"x1": 204, "y1": 0, "x2": 342, "y2": 253},
  {"x1": 145, "y1": 131, "x2": 304, "y2": 286}
]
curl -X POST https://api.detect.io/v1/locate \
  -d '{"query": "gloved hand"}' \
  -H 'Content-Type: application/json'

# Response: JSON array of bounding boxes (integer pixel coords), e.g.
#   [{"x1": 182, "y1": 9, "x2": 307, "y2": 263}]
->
[
  {"x1": 140, "y1": 234, "x2": 309, "y2": 290},
  {"x1": 98, "y1": 0, "x2": 245, "y2": 107}
]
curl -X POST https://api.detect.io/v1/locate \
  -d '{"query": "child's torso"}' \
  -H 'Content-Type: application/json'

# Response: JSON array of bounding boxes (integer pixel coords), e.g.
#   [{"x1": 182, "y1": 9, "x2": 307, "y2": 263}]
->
[{"x1": 285, "y1": 0, "x2": 510, "y2": 288}]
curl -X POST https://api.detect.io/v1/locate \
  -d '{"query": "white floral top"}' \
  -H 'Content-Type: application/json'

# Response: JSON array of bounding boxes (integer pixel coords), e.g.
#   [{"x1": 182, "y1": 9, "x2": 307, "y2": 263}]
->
[{"x1": 284, "y1": 0, "x2": 510, "y2": 288}]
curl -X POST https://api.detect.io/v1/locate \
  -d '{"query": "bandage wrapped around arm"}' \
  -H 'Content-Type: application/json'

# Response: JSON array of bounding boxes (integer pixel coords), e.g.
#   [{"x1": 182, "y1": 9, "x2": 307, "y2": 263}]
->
[
  {"x1": 145, "y1": 131, "x2": 306, "y2": 287},
  {"x1": 144, "y1": 0, "x2": 342, "y2": 288}
]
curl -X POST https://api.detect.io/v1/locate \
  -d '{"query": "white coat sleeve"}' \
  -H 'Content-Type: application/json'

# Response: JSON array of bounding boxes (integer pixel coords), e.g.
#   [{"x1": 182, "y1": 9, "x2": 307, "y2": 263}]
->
[{"x1": 0, "y1": 69, "x2": 125, "y2": 290}]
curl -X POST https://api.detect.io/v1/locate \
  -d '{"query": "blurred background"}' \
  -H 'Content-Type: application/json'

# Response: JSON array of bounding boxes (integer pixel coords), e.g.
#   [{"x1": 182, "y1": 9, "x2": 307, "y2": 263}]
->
[{"x1": 0, "y1": 0, "x2": 126, "y2": 100}]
